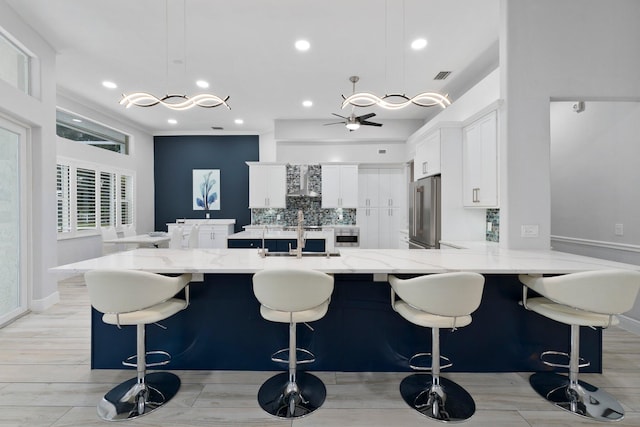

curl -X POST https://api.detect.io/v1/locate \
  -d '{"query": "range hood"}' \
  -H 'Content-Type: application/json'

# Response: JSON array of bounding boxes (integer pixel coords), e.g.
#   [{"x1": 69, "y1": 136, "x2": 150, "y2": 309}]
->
[{"x1": 288, "y1": 164, "x2": 319, "y2": 197}]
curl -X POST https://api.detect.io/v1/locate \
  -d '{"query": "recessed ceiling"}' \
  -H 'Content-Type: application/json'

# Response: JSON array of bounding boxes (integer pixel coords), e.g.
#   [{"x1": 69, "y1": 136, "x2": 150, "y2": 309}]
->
[{"x1": 7, "y1": 0, "x2": 500, "y2": 134}]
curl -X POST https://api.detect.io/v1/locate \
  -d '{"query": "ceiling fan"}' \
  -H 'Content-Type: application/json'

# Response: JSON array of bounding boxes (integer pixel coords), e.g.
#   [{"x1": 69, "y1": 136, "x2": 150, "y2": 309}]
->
[{"x1": 324, "y1": 76, "x2": 383, "y2": 131}]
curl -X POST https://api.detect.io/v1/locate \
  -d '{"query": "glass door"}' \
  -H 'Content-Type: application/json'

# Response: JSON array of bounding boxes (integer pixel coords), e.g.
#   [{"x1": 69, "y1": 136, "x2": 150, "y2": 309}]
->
[{"x1": 0, "y1": 117, "x2": 27, "y2": 326}]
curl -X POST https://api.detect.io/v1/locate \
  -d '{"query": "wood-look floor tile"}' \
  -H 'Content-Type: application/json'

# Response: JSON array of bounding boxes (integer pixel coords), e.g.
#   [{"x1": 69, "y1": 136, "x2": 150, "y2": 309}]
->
[
  {"x1": 518, "y1": 409, "x2": 640, "y2": 426},
  {"x1": 0, "y1": 406, "x2": 71, "y2": 427}
]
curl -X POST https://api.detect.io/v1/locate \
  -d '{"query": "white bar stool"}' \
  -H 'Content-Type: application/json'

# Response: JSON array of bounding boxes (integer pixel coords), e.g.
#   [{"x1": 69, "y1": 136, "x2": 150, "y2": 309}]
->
[
  {"x1": 389, "y1": 272, "x2": 485, "y2": 422},
  {"x1": 84, "y1": 269, "x2": 192, "y2": 421},
  {"x1": 520, "y1": 270, "x2": 640, "y2": 422},
  {"x1": 252, "y1": 268, "x2": 334, "y2": 418}
]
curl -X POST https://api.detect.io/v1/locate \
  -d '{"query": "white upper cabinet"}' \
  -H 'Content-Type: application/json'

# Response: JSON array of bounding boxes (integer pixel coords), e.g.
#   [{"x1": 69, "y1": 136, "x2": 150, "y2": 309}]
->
[
  {"x1": 248, "y1": 163, "x2": 286, "y2": 208},
  {"x1": 358, "y1": 168, "x2": 380, "y2": 207},
  {"x1": 359, "y1": 167, "x2": 404, "y2": 208},
  {"x1": 462, "y1": 110, "x2": 498, "y2": 207},
  {"x1": 414, "y1": 130, "x2": 441, "y2": 179},
  {"x1": 321, "y1": 164, "x2": 358, "y2": 208}
]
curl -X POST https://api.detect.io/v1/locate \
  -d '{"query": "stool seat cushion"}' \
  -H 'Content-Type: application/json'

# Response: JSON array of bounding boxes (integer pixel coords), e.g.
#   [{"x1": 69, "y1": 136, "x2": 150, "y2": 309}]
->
[
  {"x1": 260, "y1": 299, "x2": 330, "y2": 323},
  {"x1": 102, "y1": 298, "x2": 188, "y2": 326},
  {"x1": 526, "y1": 297, "x2": 619, "y2": 327},
  {"x1": 394, "y1": 300, "x2": 472, "y2": 329}
]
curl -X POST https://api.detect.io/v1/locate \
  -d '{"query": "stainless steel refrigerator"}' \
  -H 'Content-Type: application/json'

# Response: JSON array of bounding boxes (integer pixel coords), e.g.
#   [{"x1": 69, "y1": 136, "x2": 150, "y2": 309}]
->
[{"x1": 409, "y1": 175, "x2": 441, "y2": 249}]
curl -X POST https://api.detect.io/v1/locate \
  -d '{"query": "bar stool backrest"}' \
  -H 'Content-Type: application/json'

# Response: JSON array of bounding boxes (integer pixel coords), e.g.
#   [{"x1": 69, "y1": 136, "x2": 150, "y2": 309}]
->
[
  {"x1": 253, "y1": 268, "x2": 334, "y2": 313},
  {"x1": 390, "y1": 272, "x2": 484, "y2": 317},
  {"x1": 85, "y1": 269, "x2": 191, "y2": 314},
  {"x1": 519, "y1": 270, "x2": 640, "y2": 315}
]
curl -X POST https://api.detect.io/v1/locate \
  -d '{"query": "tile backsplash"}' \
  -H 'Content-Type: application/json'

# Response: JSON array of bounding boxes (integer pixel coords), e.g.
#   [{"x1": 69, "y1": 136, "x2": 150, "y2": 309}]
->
[
  {"x1": 250, "y1": 164, "x2": 356, "y2": 226},
  {"x1": 486, "y1": 208, "x2": 500, "y2": 242}
]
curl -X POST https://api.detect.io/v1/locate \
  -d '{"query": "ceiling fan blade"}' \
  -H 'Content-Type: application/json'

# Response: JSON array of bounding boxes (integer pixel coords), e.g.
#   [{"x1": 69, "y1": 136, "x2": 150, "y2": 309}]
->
[
  {"x1": 360, "y1": 121, "x2": 383, "y2": 127},
  {"x1": 323, "y1": 121, "x2": 345, "y2": 126},
  {"x1": 331, "y1": 113, "x2": 348, "y2": 119},
  {"x1": 357, "y1": 112, "x2": 376, "y2": 121}
]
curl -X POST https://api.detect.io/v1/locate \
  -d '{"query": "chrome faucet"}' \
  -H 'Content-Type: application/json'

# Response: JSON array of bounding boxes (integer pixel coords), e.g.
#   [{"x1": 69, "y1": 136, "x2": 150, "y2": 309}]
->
[
  {"x1": 290, "y1": 210, "x2": 306, "y2": 258},
  {"x1": 258, "y1": 225, "x2": 267, "y2": 258}
]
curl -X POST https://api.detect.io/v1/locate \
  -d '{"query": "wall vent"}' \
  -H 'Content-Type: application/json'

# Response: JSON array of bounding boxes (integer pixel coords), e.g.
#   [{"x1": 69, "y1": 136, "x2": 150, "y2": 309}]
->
[
  {"x1": 211, "y1": 126, "x2": 224, "y2": 130},
  {"x1": 434, "y1": 71, "x2": 452, "y2": 80}
]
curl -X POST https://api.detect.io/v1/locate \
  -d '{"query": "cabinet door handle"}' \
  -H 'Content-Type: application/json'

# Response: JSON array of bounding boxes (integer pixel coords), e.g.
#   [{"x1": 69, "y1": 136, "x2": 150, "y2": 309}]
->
[{"x1": 473, "y1": 187, "x2": 480, "y2": 203}]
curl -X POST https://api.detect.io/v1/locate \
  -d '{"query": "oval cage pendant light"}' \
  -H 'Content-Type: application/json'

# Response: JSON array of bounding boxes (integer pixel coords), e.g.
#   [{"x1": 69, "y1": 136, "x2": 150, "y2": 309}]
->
[{"x1": 120, "y1": 0, "x2": 230, "y2": 111}]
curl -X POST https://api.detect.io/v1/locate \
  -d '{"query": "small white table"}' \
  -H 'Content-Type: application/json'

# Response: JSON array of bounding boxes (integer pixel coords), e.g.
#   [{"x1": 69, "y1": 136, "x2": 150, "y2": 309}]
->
[{"x1": 103, "y1": 234, "x2": 171, "y2": 248}]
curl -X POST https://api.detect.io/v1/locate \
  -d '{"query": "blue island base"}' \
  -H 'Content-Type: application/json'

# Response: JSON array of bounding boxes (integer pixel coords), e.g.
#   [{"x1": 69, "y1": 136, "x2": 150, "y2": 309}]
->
[{"x1": 91, "y1": 274, "x2": 601, "y2": 373}]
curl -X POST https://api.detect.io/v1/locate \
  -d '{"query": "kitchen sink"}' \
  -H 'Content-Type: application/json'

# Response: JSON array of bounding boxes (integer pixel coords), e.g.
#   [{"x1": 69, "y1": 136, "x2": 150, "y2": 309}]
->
[{"x1": 260, "y1": 250, "x2": 341, "y2": 257}]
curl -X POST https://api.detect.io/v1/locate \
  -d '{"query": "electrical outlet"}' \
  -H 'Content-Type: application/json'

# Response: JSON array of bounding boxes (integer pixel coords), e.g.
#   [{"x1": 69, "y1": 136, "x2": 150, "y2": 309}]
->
[
  {"x1": 615, "y1": 223, "x2": 624, "y2": 236},
  {"x1": 276, "y1": 214, "x2": 281, "y2": 221},
  {"x1": 521, "y1": 224, "x2": 539, "y2": 238},
  {"x1": 487, "y1": 222, "x2": 493, "y2": 232}
]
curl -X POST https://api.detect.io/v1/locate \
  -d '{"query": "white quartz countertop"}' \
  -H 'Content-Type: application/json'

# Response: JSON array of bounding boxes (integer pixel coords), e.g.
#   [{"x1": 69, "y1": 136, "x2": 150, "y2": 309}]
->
[{"x1": 52, "y1": 247, "x2": 640, "y2": 275}]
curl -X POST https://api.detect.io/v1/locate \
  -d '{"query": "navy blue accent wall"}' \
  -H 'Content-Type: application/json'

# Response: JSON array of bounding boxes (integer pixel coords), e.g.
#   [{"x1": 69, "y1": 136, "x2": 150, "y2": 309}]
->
[{"x1": 154, "y1": 135, "x2": 259, "y2": 232}]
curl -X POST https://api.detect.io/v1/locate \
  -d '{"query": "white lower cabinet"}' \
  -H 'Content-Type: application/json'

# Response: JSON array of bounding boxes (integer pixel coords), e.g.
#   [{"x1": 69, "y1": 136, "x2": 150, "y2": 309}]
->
[
  {"x1": 167, "y1": 222, "x2": 234, "y2": 249},
  {"x1": 357, "y1": 207, "x2": 401, "y2": 249},
  {"x1": 197, "y1": 225, "x2": 232, "y2": 248}
]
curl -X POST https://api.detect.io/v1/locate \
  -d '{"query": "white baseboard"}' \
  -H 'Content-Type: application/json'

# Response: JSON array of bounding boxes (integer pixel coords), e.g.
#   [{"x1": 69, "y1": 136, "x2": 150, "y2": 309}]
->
[
  {"x1": 31, "y1": 291, "x2": 60, "y2": 312},
  {"x1": 617, "y1": 315, "x2": 640, "y2": 336}
]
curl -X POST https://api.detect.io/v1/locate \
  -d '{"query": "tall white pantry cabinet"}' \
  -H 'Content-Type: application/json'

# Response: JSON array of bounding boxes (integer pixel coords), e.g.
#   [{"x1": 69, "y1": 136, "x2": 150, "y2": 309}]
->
[{"x1": 357, "y1": 167, "x2": 405, "y2": 249}]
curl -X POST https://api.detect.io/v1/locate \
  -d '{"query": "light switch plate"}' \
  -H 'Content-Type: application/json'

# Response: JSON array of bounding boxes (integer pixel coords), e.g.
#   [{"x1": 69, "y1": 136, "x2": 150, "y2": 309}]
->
[
  {"x1": 521, "y1": 224, "x2": 539, "y2": 238},
  {"x1": 615, "y1": 223, "x2": 624, "y2": 236}
]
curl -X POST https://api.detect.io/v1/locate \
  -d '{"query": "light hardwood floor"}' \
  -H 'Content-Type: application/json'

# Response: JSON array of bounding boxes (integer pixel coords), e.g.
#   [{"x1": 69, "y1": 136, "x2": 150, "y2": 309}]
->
[{"x1": 1, "y1": 277, "x2": 639, "y2": 426}]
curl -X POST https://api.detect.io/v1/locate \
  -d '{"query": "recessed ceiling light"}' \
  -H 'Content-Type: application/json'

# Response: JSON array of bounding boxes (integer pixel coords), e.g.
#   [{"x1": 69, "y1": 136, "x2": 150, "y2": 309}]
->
[
  {"x1": 102, "y1": 81, "x2": 117, "y2": 89},
  {"x1": 302, "y1": 100, "x2": 313, "y2": 107},
  {"x1": 295, "y1": 39, "x2": 310, "y2": 51},
  {"x1": 196, "y1": 80, "x2": 209, "y2": 88},
  {"x1": 411, "y1": 38, "x2": 428, "y2": 50},
  {"x1": 235, "y1": 119, "x2": 244, "y2": 125},
  {"x1": 167, "y1": 119, "x2": 177, "y2": 125}
]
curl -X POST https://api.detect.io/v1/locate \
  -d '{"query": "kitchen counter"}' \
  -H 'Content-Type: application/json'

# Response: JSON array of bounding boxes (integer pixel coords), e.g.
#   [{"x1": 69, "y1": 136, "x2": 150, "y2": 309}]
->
[
  {"x1": 52, "y1": 248, "x2": 639, "y2": 373},
  {"x1": 52, "y1": 246, "x2": 636, "y2": 275}
]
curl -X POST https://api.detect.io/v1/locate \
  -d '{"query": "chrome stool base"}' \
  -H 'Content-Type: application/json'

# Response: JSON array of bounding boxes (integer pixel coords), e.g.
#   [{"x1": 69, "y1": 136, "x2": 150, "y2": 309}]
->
[
  {"x1": 97, "y1": 372, "x2": 181, "y2": 421},
  {"x1": 257, "y1": 372, "x2": 326, "y2": 419},
  {"x1": 400, "y1": 373, "x2": 476, "y2": 423},
  {"x1": 530, "y1": 372, "x2": 625, "y2": 422}
]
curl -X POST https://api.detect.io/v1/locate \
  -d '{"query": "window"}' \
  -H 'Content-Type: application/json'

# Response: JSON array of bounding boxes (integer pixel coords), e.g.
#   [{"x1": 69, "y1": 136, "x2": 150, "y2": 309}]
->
[
  {"x1": 100, "y1": 172, "x2": 116, "y2": 227},
  {"x1": 76, "y1": 167, "x2": 96, "y2": 230},
  {"x1": 0, "y1": 31, "x2": 30, "y2": 94},
  {"x1": 56, "y1": 159, "x2": 135, "y2": 236},
  {"x1": 56, "y1": 110, "x2": 129, "y2": 154},
  {"x1": 56, "y1": 164, "x2": 71, "y2": 233},
  {"x1": 120, "y1": 174, "x2": 133, "y2": 226}
]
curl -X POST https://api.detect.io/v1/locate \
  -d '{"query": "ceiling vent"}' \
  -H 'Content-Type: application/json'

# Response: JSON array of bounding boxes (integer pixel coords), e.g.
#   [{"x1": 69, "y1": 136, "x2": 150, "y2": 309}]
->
[{"x1": 434, "y1": 71, "x2": 452, "y2": 80}]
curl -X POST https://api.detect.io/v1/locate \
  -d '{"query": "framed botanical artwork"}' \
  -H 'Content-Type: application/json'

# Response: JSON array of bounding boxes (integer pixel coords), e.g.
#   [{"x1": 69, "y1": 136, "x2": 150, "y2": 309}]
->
[{"x1": 193, "y1": 169, "x2": 220, "y2": 210}]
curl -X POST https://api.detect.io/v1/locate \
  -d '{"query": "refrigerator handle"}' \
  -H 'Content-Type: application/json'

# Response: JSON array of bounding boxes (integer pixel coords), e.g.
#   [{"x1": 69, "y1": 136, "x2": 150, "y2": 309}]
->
[{"x1": 415, "y1": 186, "x2": 424, "y2": 233}]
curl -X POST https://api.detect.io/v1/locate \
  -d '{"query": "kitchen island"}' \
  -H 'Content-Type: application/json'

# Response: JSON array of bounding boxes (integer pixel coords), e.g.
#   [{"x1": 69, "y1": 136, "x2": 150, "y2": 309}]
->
[{"x1": 53, "y1": 247, "x2": 639, "y2": 373}]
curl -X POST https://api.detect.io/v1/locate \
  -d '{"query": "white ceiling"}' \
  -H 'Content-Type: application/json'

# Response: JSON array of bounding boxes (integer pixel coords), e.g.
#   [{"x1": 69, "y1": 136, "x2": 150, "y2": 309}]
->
[{"x1": 7, "y1": 0, "x2": 500, "y2": 135}]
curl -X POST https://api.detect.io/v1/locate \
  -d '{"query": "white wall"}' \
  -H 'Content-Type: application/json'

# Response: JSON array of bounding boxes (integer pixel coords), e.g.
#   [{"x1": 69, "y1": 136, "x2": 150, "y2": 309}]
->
[
  {"x1": 272, "y1": 119, "x2": 422, "y2": 164},
  {"x1": 56, "y1": 94, "x2": 155, "y2": 267},
  {"x1": 500, "y1": 0, "x2": 640, "y2": 249},
  {"x1": 0, "y1": 0, "x2": 58, "y2": 307},
  {"x1": 550, "y1": 100, "x2": 640, "y2": 323},
  {"x1": 277, "y1": 140, "x2": 407, "y2": 164}
]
